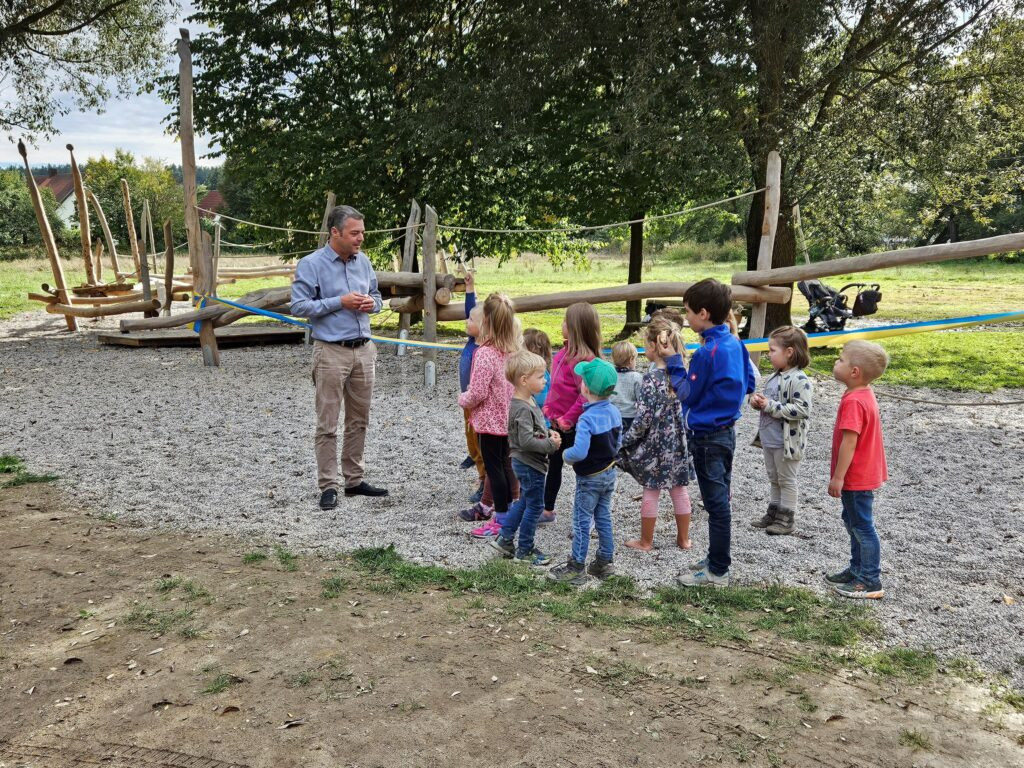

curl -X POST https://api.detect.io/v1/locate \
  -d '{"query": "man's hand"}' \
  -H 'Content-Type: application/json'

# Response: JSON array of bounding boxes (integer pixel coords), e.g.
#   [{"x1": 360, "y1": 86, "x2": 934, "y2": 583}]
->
[
  {"x1": 750, "y1": 393, "x2": 767, "y2": 410},
  {"x1": 549, "y1": 430, "x2": 562, "y2": 449},
  {"x1": 828, "y1": 476, "x2": 844, "y2": 498},
  {"x1": 341, "y1": 292, "x2": 375, "y2": 312}
]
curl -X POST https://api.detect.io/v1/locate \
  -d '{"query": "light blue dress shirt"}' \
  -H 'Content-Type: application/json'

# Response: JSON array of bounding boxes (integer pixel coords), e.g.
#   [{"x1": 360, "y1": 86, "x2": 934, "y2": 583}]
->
[{"x1": 290, "y1": 245, "x2": 383, "y2": 342}]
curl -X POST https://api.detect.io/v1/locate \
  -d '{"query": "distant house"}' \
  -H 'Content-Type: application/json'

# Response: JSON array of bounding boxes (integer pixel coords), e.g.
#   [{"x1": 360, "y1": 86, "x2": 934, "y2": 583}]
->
[
  {"x1": 33, "y1": 171, "x2": 76, "y2": 226},
  {"x1": 198, "y1": 189, "x2": 225, "y2": 219}
]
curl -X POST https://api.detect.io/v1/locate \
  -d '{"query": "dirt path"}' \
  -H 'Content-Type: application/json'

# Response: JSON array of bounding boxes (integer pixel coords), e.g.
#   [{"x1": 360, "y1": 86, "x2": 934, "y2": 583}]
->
[{"x1": 2, "y1": 483, "x2": 1022, "y2": 767}]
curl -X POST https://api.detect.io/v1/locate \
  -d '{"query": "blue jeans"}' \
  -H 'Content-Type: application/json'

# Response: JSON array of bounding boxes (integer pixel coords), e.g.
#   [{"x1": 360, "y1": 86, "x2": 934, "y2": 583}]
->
[
  {"x1": 840, "y1": 490, "x2": 881, "y2": 587},
  {"x1": 688, "y1": 427, "x2": 735, "y2": 577},
  {"x1": 571, "y1": 467, "x2": 616, "y2": 563},
  {"x1": 501, "y1": 460, "x2": 546, "y2": 556}
]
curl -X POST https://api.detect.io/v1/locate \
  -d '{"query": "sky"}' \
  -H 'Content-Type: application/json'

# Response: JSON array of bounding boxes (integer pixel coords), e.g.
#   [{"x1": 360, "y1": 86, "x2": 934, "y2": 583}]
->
[{"x1": 3, "y1": 3, "x2": 218, "y2": 168}]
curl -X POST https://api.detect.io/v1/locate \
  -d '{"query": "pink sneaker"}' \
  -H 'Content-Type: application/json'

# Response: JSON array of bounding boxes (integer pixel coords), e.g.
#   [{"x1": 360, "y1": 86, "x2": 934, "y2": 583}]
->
[{"x1": 471, "y1": 518, "x2": 501, "y2": 538}]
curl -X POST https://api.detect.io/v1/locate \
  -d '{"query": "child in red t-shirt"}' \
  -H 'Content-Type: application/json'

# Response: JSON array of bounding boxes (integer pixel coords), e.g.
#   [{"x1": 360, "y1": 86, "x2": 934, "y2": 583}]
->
[{"x1": 825, "y1": 341, "x2": 889, "y2": 599}]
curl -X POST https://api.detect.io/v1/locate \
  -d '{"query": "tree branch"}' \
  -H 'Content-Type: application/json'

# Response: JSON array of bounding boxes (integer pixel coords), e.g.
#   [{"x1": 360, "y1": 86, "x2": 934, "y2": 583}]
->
[{"x1": 24, "y1": 0, "x2": 132, "y2": 38}]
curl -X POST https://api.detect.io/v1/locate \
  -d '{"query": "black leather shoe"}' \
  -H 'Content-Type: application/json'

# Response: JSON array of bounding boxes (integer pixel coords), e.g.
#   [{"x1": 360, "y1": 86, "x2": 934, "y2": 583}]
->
[
  {"x1": 319, "y1": 488, "x2": 338, "y2": 509},
  {"x1": 344, "y1": 482, "x2": 388, "y2": 497}
]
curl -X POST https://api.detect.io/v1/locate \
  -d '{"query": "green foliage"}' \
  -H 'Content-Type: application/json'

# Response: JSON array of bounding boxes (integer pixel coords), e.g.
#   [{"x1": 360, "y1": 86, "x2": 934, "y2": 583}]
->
[
  {"x1": 0, "y1": 170, "x2": 68, "y2": 247},
  {"x1": 82, "y1": 149, "x2": 185, "y2": 251},
  {"x1": 2, "y1": 1, "x2": 172, "y2": 139},
  {"x1": 242, "y1": 551, "x2": 267, "y2": 564},
  {"x1": 0, "y1": 453, "x2": 57, "y2": 489},
  {"x1": 860, "y1": 648, "x2": 939, "y2": 683}
]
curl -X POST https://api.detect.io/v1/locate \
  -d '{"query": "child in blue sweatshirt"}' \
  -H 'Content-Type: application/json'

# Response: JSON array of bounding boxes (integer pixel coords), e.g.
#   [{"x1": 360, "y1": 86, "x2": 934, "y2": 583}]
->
[
  {"x1": 458, "y1": 272, "x2": 485, "y2": 502},
  {"x1": 548, "y1": 358, "x2": 622, "y2": 585},
  {"x1": 656, "y1": 279, "x2": 756, "y2": 587}
]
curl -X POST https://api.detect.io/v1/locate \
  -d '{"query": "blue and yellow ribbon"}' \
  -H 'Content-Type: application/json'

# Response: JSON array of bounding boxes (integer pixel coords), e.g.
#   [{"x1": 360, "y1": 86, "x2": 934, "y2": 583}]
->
[{"x1": 192, "y1": 294, "x2": 1023, "y2": 354}]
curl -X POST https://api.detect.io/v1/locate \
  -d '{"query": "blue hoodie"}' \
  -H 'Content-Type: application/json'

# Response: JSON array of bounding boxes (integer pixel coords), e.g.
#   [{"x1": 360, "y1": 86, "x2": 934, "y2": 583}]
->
[
  {"x1": 458, "y1": 291, "x2": 477, "y2": 393},
  {"x1": 664, "y1": 324, "x2": 756, "y2": 434},
  {"x1": 563, "y1": 399, "x2": 622, "y2": 475}
]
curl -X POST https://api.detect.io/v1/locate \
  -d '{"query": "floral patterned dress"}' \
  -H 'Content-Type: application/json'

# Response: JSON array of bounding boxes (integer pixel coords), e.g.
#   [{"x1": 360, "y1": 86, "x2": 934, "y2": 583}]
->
[{"x1": 617, "y1": 368, "x2": 690, "y2": 489}]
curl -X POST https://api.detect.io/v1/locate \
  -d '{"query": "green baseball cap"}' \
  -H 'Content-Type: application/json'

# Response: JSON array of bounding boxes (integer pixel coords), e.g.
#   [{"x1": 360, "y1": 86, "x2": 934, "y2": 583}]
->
[{"x1": 574, "y1": 358, "x2": 617, "y2": 397}]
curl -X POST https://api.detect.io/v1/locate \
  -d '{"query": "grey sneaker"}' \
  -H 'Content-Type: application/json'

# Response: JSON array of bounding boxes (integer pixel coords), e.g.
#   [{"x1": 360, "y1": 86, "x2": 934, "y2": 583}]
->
[
  {"x1": 677, "y1": 567, "x2": 730, "y2": 588},
  {"x1": 548, "y1": 559, "x2": 588, "y2": 586},
  {"x1": 834, "y1": 580, "x2": 884, "y2": 600},
  {"x1": 488, "y1": 535, "x2": 515, "y2": 559},
  {"x1": 824, "y1": 568, "x2": 855, "y2": 585},
  {"x1": 750, "y1": 503, "x2": 779, "y2": 529},
  {"x1": 515, "y1": 548, "x2": 552, "y2": 567},
  {"x1": 587, "y1": 556, "x2": 615, "y2": 580}
]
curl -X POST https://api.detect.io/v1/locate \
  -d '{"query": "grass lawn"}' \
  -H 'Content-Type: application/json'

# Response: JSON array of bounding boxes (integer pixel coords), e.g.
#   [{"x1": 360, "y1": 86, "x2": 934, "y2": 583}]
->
[{"x1": 3, "y1": 248, "x2": 1022, "y2": 391}]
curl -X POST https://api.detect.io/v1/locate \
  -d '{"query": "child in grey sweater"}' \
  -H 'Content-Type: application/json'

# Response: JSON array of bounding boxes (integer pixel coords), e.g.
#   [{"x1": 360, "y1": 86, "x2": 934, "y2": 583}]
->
[
  {"x1": 489, "y1": 350, "x2": 562, "y2": 565},
  {"x1": 609, "y1": 341, "x2": 643, "y2": 432}
]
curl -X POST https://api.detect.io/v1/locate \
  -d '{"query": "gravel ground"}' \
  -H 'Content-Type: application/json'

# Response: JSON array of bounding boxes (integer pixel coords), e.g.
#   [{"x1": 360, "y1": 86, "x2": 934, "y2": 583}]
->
[{"x1": 1, "y1": 311, "x2": 1023, "y2": 685}]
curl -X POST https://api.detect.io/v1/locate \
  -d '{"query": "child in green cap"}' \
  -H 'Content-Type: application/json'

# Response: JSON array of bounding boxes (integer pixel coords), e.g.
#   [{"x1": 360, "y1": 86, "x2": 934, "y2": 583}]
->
[{"x1": 549, "y1": 357, "x2": 622, "y2": 585}]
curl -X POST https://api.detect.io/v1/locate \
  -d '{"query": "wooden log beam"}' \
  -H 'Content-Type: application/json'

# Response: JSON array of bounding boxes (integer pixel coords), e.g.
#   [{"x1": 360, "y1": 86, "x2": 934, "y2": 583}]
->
[
  {"x1": 87, "y1": 189, "x2": 122, "y2": 276},
  {"x1": 120, "y1": 179, "x2": 145, "y2": 283},
  {"x1": 19, "y1": 140, "x2": 76, "y2": 331},
  {"x1": 46, "y1": 298, "x2": 160, "y2": 318},
  {"x1": 395, "y1": 281, "x2": 791, "y2": 322},
  {"x1": 119, "y1": 285, "x2": 284, "y2": 332},
  {"x1": 29, "y1": 292, "x2": 146, "y2": 306},
  {"x1": 68, "y1": 144, "x2": 96, "y2": 285},
  {"x1": 732, "y1": 231, "x2": 1024, "y2": 287},
  {"x1": 214, "y1": 286, "x2": 294, "y2": 327}
]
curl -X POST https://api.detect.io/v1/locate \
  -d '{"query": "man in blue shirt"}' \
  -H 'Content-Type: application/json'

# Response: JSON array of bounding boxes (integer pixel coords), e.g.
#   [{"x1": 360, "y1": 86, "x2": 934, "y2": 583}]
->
[{"x1": 291, "y1": 205, "x2": 388, "y2": 509}]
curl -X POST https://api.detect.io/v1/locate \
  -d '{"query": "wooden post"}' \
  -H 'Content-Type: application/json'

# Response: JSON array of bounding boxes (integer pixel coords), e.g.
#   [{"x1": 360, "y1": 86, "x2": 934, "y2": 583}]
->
[
  {"x1": 197, "y1": 231, "x2": 221, "y2": 366},
  {"x1": 163, "y1": 220, "x2": 175, "y2": 316},
  {"x1": 421, "y1": 204, "x2": 438, "y2": 383},
  {"x1": 86, "y1": 189, "x2": 122, "y2": 277},
  {"x1": 396, "y1": 199, "x2": 421, "y2": 351},
  {"x1": 144, "y1": 199, "x2": 157, "y2": 272},
  {"x1": 18, "y1": 140, "x2": 77, "y2": 330},
  {"x1": 318, "y1": 192, "x2": 336, "y2": 249},
  {"x1": 93, "y1": 240, "x2": 104, "y2": 284},
  {"x1": 178, "y1": 28, "x2": 219, "y2": 367},
  {"x1": 121, "y1": 180, "x2": 146, "y2": 288},
  {"x1": 212, "y1": 220, "x2": 221, "y2": 297},
  {"x1": 792, "y1": 202, "x2": 810, "y2": 265},
  {"x1": 746, "y1": 150, "x2": 782, "y2": 358},
  {"x1": 67, "y1": 144, "x2": 96, "y2": 285}
]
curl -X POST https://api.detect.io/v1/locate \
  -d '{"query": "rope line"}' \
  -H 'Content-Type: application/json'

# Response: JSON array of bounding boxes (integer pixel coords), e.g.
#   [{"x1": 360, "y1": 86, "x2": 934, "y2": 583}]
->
[
  {"x1": 193, "y1": 187, "x2": 764, "y2": 240},
  {"x1": 434, "y1": 189, "x2": 766, "y2": 234},
  {"x1": 196, "y1": 207, "x2": 412, "y2": 235}
]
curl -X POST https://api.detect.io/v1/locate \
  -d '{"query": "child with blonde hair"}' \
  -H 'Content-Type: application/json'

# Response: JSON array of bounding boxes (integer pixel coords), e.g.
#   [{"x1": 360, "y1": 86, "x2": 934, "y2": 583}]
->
[
  {"x1": 489, "y1": 350, "x2": 562, "y2": 564},
  {"x1": 457, "y1": 293, "x2": 520, "y2": 533},
  {"x1": 618, "y1": 317, "x2": 693, "y2": 551},
  {"x1": 609, "y1": 341, "x2": 643, "y2": 432},
  {"x1": 826, "y1": 340, "x2": 890, "y2": 599},
  {"x1": 749, "y1": 325, "x2": 813, "y2": 536}
]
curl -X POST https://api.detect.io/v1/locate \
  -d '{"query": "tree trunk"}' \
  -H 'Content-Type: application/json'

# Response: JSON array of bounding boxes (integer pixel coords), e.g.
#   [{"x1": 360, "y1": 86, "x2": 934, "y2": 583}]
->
[{"x1": 619, "y1": 214, "x2": 645, "y2": 338}]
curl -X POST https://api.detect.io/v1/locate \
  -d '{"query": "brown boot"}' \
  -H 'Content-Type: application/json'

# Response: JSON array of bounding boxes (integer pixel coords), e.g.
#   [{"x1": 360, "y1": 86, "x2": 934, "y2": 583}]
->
[
  {"x1": 750, "y1": 503, "x2": 779, "y2": 529},
  {"x1": 624, "y1": 517, "x2": 657, "y2": 551},
  {"x1": 766, "y1": 507, "x2": 795, "y2": 535}
]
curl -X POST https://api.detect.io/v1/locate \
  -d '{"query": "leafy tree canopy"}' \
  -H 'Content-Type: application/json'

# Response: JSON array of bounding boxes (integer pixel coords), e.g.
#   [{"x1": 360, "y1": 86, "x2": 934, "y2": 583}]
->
[{"x1": 1, "y1": 0, "x2": 174, "y2": 140}]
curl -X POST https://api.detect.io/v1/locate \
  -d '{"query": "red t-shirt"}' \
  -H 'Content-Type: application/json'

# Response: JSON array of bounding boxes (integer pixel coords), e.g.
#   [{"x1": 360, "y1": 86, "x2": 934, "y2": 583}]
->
[{"x1": 831, "y1": 388, "x2": 887, "y2": 491}]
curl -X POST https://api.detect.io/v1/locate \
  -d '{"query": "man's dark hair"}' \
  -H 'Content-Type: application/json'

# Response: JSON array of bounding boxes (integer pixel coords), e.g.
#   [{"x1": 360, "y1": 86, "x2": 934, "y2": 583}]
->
[
  {"x1": 683, "y1": 278, "x2": 732, "y2": 325},
  {"x1": 327, "y1": 205, "x2": 364, "y2": 233}
]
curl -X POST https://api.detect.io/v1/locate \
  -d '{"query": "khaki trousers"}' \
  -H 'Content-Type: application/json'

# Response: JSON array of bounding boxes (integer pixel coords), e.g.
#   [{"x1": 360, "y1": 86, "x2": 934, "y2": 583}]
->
[
  {"x1": 312, "y1": 340, "x2": 376, "y2": 491},
  {"x1": 762, "y1": 446, "x2": 800, "y2": 511},
  {"x1": 463, "y1": 410, "x2": 486, "y2": 482}
]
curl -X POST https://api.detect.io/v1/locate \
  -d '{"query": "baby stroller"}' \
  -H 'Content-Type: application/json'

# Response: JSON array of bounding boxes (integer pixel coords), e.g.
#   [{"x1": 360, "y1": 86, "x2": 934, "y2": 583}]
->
[{"x1": 797, "y1": 280, "x2": 882, "y2": 334}]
